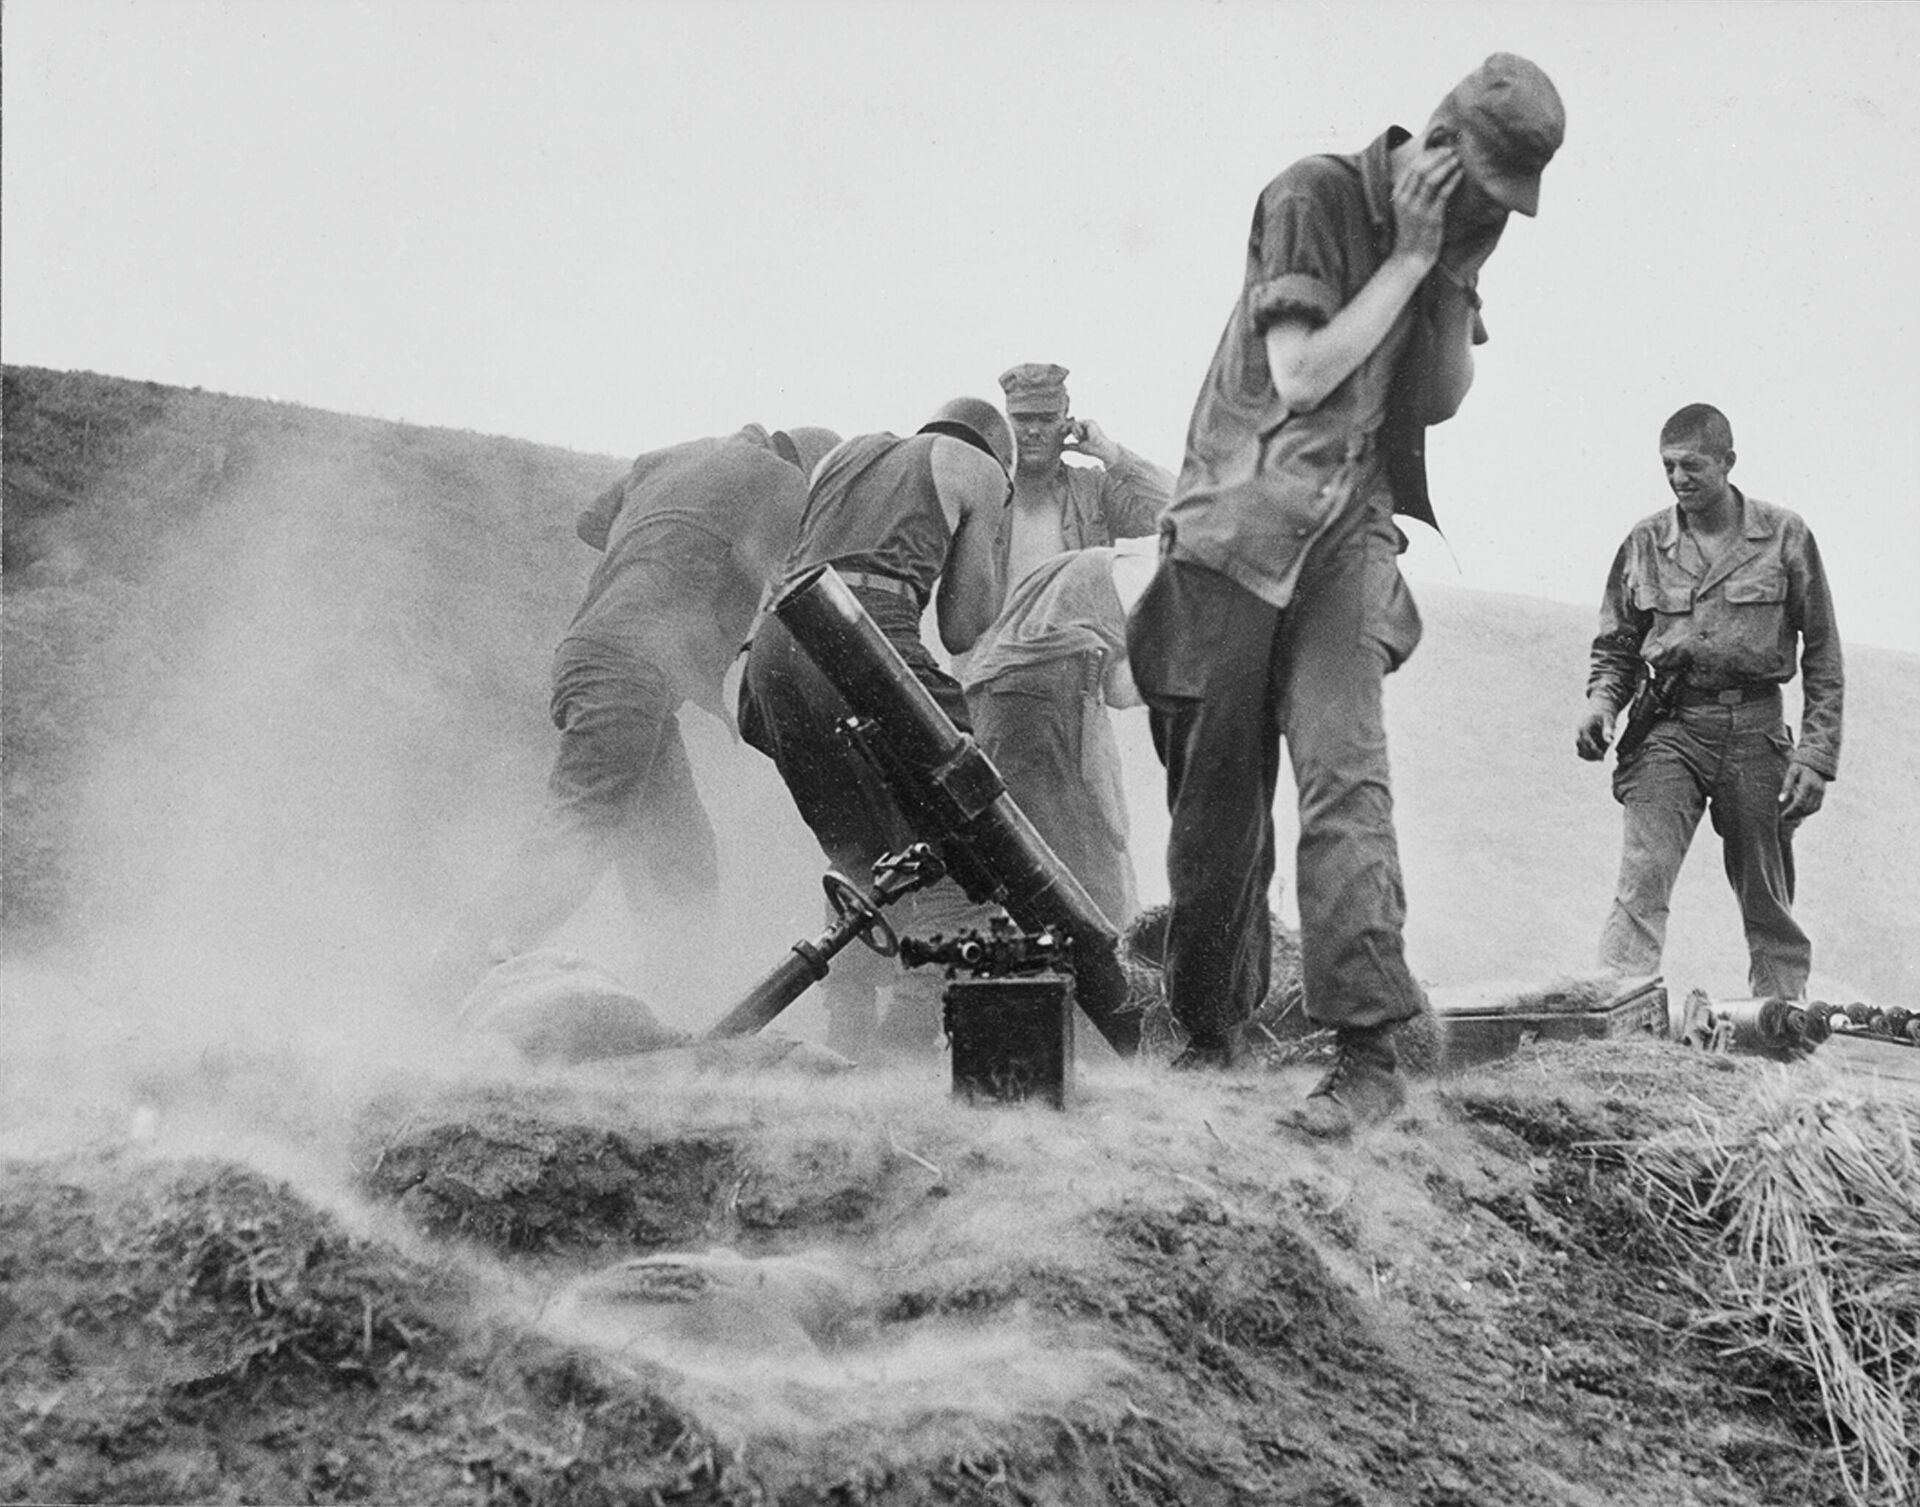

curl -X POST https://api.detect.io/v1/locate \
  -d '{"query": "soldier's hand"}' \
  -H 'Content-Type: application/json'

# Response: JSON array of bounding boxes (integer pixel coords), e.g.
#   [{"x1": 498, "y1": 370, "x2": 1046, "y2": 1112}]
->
[
  {"x1": 1575, "y1": 701, "x2": 1613, "y2": 762},
  {"x1": 1062, "y1": 417, "x2": 1121, "y2": 467},
  {"x1": 1779, "y1": 764, "x2": 1827, "y2": 823},
  {"x1": 1391, "y1": 143, "x2": 1461, "y2": 270}
]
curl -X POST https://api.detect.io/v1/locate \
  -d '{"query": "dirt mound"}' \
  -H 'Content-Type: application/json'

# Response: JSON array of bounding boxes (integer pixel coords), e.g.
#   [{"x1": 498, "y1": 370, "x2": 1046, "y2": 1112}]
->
[
  {"x1": 547, "y1": 1248, "x2": 877, "y2": 1359},
  {"x1": 357, "y1": 1079, "x2": 911, "y2": 1261},
  {"x1": 4, "y1": 1039, "x2": 1873, "y2": 1504},
  {"x1": 0, "y1": 1153, "x2": 766, "y2": 1505},
  {"x1": 365, "y1": 1113, "x2": 743, "y2": 1256}
]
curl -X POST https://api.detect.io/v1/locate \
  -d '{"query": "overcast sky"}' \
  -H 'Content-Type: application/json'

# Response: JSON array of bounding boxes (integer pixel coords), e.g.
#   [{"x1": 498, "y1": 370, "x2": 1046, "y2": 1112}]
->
[{"x1": 5, "y1": 0, "x2": 1917, "y2": 652}]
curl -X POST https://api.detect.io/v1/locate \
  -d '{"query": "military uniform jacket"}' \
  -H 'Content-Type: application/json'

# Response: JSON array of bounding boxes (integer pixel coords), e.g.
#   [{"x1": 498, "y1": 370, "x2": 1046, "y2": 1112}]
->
[{"x1": 1587, "y1": 487, "x2": 1844, "y2": 779}]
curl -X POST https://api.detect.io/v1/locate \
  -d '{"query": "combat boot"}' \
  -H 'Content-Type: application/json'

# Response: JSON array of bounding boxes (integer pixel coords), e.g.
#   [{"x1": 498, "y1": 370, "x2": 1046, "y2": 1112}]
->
[
  {"x1": 1290, "y1": 1023, "x2": 1405, "y2": 1137},
  {"x1": 1169, "y1": 1021, "x2": 1248, "y2": 1072}
]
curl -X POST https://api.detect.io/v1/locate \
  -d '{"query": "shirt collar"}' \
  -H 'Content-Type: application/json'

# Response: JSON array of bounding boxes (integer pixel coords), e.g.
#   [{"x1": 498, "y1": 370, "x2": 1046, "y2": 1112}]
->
[
  {"x1": 1738, "y1": 488, "x2": 1773, "y2": 540},
  {"x1": 1655, "y1": 485, "x2": 1769, "y2": 549},
  {"x1": 1359, "y1": 126, "x2": 1414, "y2": 244}
]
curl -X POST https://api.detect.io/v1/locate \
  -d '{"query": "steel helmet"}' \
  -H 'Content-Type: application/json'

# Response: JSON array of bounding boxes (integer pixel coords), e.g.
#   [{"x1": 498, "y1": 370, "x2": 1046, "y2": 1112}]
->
[{"x1": 917, "y1": 396, "x2": 1014, "y2": 473}]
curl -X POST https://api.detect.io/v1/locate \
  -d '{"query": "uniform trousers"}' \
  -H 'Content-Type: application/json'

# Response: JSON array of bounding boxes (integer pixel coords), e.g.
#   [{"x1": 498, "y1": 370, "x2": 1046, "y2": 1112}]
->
[
  {"x1": 431, "y1": 638, "x2": 718, "y2": 1002},
  {"x1": 1128, "y1": 497, "x2": 1427, "y2": 1043},
  {"x1": 968, "y1": 653, "x2": 1137, "y2": 931},
  {"x1": 1600, "y1": 690, "x2": 1810, "y2": 998}
]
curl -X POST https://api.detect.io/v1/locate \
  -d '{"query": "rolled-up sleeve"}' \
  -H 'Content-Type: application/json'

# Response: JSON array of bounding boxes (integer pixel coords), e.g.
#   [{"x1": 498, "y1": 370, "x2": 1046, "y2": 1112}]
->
[
  {"x1": 1097, "y1": 447, "x2": 1175, "y2": 538},
  {"x1": 1791, "y1": 525, "x2": 1844, "y2": 779},
  {"x1": 1249, "y1": 273, "x2": 1342, "y2": 332},
  {"x1": 1245, "y1": 187, "x2": 1346, "y2": 334}
]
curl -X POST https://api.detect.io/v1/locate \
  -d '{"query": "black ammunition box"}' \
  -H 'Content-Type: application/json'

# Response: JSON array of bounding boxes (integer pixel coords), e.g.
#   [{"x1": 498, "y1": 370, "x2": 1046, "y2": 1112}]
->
[{"x1": 944, "y1": 973, "x2": 1075, "y2": 1108}]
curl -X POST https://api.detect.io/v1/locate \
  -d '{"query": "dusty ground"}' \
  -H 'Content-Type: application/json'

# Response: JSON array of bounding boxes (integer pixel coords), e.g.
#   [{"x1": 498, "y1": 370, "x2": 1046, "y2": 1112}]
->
[
  {"x1": 0, "y1": 1025, "x2": 1872, "y2": 1506},
  {"x1": 5, "y1": 365, "x2": 1913, "y2": 1504}
]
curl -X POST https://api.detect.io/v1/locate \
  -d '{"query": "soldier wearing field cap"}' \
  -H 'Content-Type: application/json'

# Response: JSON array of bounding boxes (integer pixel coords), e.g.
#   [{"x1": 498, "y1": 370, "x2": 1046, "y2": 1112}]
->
[
  {"x1": 1128, "y1": 55, "x2": 1565, "y2": 1131},
  {"x1": 997, "y1": 362, "x2": 1172, "y2": 592}
]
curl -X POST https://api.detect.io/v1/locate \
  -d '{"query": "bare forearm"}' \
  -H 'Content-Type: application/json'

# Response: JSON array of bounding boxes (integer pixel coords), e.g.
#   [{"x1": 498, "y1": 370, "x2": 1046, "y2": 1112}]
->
[
  {"x1": 936, "y1": 578, "x2": 997, "y2": 653},
  {"x1": 935, "y1": 512, "x2": 1003, "y2": 653},
  {"x1": 1264, "y1": 252, "x2": 1431, "y2": 411}
]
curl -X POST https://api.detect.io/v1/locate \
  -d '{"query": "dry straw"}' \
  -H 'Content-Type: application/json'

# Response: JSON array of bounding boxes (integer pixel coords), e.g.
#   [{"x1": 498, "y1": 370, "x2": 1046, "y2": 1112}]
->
[{"x1": 1629, "y1": 1078, "x2": 1920, "y2": 1507}]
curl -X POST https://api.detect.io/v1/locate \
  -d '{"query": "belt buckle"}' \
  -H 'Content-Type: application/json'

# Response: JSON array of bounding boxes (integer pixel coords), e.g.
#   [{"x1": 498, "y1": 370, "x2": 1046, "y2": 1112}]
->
[{"x1": 1715, "y1": 688, "x2": 1743, "y2": 705}]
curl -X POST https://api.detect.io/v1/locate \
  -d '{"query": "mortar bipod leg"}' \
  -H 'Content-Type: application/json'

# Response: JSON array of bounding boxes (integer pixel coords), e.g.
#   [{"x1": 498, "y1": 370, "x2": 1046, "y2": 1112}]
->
[{"x1": 706, "y1": 844, "x2": 945, "y2": 1039}]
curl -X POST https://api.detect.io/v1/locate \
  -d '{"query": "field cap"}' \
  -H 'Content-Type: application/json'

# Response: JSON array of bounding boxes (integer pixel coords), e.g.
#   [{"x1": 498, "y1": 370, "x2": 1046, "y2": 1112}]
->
[
  {"x1": 1439, "y1": 53, "x2": 1565, "y2": 217},
  {"x1": 998, "y1": 363, "x2": 1071, "y2": 416}
]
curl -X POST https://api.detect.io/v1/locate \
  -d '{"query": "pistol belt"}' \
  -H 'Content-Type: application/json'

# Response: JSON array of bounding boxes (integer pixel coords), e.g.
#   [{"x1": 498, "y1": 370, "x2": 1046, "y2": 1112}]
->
[
  {"x1": 835, "y1": 569, "x2": 922, "y2": 604},
  {"x1": 1674, "y1": 683, "x2": 1780, "y2": 708}
]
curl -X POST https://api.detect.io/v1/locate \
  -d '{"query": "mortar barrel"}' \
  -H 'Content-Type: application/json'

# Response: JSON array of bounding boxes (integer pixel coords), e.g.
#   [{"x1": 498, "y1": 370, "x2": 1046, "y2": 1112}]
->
[{"x1": 771, "y1": 566, "x2": 1138, "y2": 1055}]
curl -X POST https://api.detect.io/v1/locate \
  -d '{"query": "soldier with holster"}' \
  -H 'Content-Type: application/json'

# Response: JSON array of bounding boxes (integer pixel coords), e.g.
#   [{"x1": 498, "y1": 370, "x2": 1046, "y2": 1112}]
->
[{"x1": 1577, "y1": 402, "x2": 1844, "y2": 999}]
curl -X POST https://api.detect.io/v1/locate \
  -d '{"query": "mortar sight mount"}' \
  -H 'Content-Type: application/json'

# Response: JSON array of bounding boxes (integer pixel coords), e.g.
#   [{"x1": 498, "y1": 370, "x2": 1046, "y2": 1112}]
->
[{"x1": 899, "y1": 917, "x2": 1069, "y2": 978}]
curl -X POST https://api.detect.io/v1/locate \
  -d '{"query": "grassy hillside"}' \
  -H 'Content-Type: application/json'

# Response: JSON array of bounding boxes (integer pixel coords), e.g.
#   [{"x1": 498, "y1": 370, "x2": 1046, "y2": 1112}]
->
[
  {"x1": 5, "y1": 363, "x2": 1916, "y2": 1024},
  {"x1": 1, "y1": 364, "x2": 830, "y2": 1036},
  {"x1": 1106, "y1": 544, "x2": 1918, "y2": 1009},
  {"x1": 1393, "y1": 588, "x2": 1918, "y2": 1003},
  {"x1": 5, "y1": 366, "x2": 1914, "y2": 1507}
]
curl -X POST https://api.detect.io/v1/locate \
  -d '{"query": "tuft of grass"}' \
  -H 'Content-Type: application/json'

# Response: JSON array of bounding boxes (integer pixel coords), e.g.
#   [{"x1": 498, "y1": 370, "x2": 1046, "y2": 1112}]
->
[
  {"x1": 1628, "y1": 1081, "x2": 1920, "y2": 1507},
  {"x1": 139, "y1": 1162, "x2": 451, "y2": 1390},
  {"x1": 1123, "y1": 904, "x2": 1310, "y2": 1059},
  {"x1": 1121, "y1": 902, "x2": 1450, "y2": 1073}
]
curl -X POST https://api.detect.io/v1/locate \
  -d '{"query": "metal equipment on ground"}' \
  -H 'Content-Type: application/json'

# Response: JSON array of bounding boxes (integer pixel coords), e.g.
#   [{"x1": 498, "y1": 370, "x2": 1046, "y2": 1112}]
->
[{"x1": 708, "y1": 566, "x2": 1139, "y2": 1059}]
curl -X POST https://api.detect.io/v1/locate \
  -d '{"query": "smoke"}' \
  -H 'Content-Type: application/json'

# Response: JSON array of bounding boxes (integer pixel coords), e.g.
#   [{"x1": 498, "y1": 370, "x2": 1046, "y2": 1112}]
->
[
  {"x1": 580, "y1": 1313, "x2": 1131, "y2": 1483},
  {"x1": 65, "y1": 423, "x2": 497, "y2": 1055},
  {"x1": 11, "y1": 376, "x2": 1911, "y2": 1170},
  {"x1": 504, "y1": 1061, "x2": 1165, "y2": 1471},
  {"x1": 3, "y1": 391, "x2": 830, "y2": 1151}
]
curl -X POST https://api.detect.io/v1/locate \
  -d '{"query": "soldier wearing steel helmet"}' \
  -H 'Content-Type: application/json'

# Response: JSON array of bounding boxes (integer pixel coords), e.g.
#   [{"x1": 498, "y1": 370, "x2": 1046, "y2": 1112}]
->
[{"x1": 740, "y1": 398, "x2": 1014, "y2": 1056}]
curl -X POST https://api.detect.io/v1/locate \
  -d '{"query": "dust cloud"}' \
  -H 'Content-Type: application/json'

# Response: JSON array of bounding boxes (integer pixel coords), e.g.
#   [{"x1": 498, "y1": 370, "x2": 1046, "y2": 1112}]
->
[
  {"x1": 7, "y1": 377, "x2": 1912, "y2": 1156},
  {"x1": 1, "y1": 399, "x2": 829, "y2": 1156}
]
